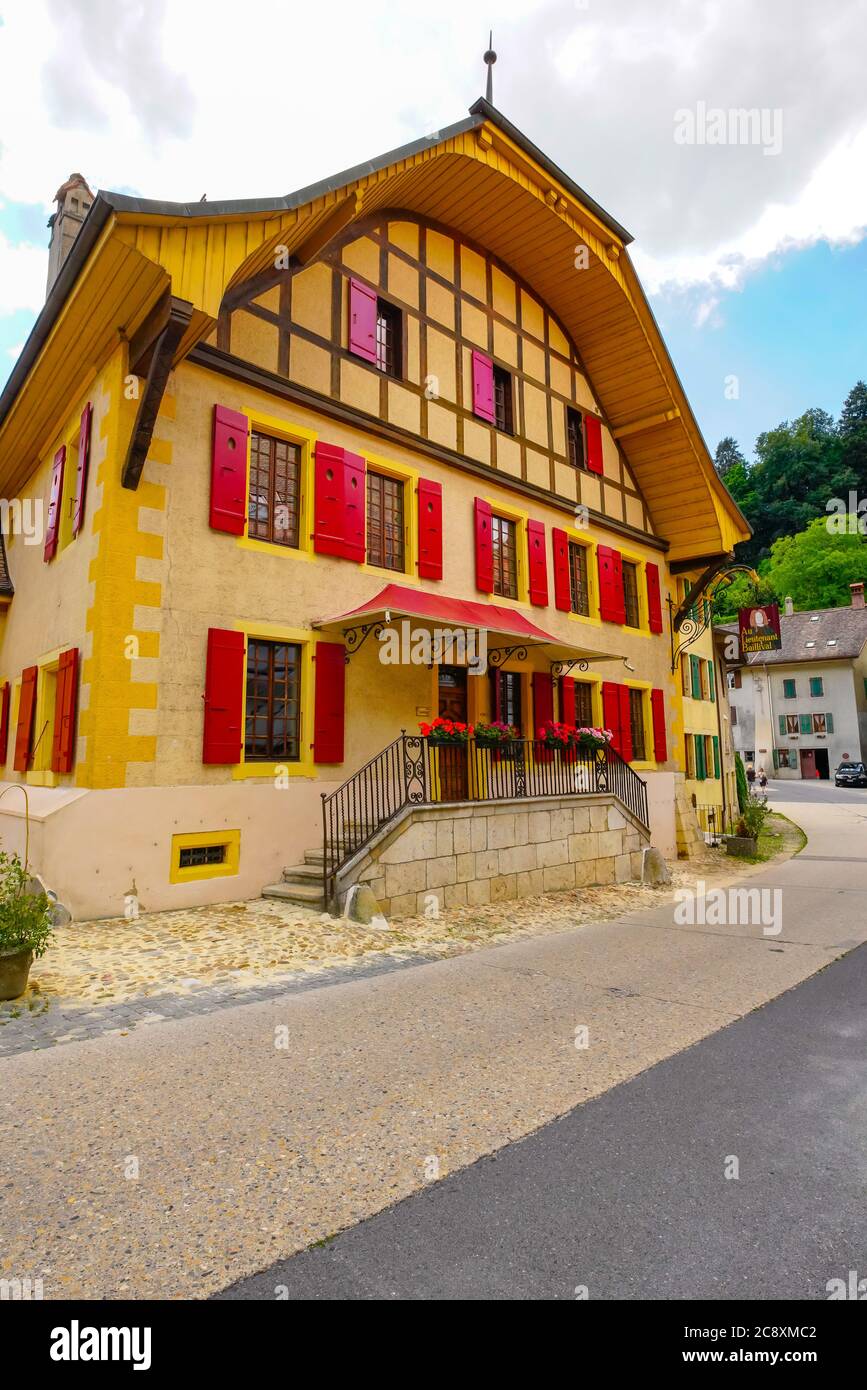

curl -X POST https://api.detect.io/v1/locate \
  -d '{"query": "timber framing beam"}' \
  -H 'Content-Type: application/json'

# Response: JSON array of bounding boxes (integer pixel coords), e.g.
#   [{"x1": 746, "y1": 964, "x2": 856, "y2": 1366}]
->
[
  {"x1": 612, "y1": 407, "x2": 681, "y2": 440},
  {"x1": 121, "y1": 295, "x2": 193, "y2": 490}
]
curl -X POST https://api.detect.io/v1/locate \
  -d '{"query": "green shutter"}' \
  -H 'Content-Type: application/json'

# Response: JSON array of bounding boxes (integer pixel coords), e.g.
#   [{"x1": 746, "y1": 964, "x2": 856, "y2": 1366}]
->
[
  {"x1": 690, "y1": 655, "x2": 702, "y2": 700},
  {"x1": 712, "y1": 735, "x2": 720, "y2": 777},
  {"x1": 707, "y1": 660, "x2": 716, "y2": 702},
  {"x1": 779, "y1": 714, "x2": 786, "y2": 735},
  {"x1": 695, "y1": 734, "x2": 706, "y2": 780},
  {"x1": 799, "y1": 714, "x2": 811, "y2": 734},
  {"x1": 809, "y1": 677, "x2": 823, "y2": 697},
  {"x1": 783, "y1": 679, "x2": 796, "y2": 699},
  {"x1": 825, "y1": 712, "x2": 834, "y2": 733}
]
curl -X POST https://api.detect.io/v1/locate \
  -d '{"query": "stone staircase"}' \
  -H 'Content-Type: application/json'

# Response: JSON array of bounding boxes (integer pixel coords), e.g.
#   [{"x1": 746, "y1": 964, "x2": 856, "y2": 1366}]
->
[{"x1": 262, "y1": 823, "x2": 373, "y2": 911}]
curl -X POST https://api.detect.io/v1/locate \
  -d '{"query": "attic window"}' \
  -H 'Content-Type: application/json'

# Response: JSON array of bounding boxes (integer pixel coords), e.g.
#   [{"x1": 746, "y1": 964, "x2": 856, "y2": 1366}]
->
[
  {"x1": 805, "y1": 641, "x2": 816, "y2": 648},
  {"x1": 810, "y1": 615, "x2": 819, "y2": 622},
  {"x1": 827, "y1": 639, "x2": 838, "y2": 646}
]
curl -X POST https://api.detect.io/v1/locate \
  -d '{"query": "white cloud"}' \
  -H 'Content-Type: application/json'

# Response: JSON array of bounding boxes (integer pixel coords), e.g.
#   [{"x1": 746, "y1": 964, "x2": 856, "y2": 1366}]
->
[
  {"x1": 0, "y1": 0, "x2": 864, "y2": 306},
  {"x1": 0, "y1": 233, "x2": 47, "y2": 314}
]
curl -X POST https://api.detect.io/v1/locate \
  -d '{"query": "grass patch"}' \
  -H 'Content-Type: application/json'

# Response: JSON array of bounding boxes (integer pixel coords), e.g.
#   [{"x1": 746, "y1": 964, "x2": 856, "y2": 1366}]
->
[{"x1": 735, "y1": 811, "x2": 807, "y2": 864}]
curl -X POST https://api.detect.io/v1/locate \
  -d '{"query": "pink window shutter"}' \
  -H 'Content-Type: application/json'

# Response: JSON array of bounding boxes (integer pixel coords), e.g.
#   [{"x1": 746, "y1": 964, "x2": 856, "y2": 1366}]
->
[
  {"x1": 471, "y1": 351, "x2": 495, "y2": 423},
  {"x1": 349, "y1": 279, "x2": 377, "y2": 363}
]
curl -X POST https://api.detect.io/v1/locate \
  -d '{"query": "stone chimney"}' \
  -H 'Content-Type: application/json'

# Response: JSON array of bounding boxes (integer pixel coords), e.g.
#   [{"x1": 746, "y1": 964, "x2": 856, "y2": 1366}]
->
[
  {"x1": 851, "y1": 582, "x2": 865, "y2": 609},
  {"x1": 46, "y1": 173, "x2": 94, "y2": 297}
]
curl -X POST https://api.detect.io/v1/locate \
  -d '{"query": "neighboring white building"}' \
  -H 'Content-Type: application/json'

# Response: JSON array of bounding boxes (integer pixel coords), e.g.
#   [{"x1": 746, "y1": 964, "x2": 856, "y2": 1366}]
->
[{"x1": 719, "y1": 583, "x2": 867, "y2": 781}]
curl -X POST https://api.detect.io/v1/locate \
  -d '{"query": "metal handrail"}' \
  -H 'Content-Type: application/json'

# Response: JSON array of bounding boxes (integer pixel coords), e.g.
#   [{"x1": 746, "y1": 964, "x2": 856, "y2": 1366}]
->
[{"x1": 321, "y1": 735, "x2": 650, "y2": 907}]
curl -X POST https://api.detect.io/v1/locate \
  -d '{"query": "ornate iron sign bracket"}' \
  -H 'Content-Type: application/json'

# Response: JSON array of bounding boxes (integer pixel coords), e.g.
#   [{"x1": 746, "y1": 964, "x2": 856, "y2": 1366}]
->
[
  {"x1": 550, "y1": 654, "x2": 633, "y2": 678},
  {"x1": 669, "y1": 561, "x2": 760, "y2": 671},
  {"x1": 487, "y1": 644, "x2": 529, "y2": 668}
]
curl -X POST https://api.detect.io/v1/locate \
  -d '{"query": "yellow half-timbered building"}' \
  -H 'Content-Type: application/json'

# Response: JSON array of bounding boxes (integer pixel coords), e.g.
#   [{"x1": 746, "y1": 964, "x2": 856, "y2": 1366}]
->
[{"x1": 0, "y1": 100, "x2": 749, "y2": 918}]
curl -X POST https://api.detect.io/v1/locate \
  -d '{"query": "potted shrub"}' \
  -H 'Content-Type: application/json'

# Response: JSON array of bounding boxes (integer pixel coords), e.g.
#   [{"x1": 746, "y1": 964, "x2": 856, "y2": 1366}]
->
[{"x1": 0, "y1": 851, "x2": 54, "y2": 1000}]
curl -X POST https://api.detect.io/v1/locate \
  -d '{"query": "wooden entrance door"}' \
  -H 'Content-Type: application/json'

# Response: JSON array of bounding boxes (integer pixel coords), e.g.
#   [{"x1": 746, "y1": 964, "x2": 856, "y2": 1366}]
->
[
  {"x1": 437, "y1": 666, "x2": 468, "y2": 800},
  {"x1": 799, "y1": 748, "x2": 817, "y2": 779}
]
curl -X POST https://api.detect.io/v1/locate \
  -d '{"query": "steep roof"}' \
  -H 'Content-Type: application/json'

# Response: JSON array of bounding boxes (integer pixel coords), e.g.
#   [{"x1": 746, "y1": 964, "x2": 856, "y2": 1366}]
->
[
  {"x1": 716, "y1": 608, "x2": 867, "y2": 665},
  {"x1": 0, "y1": 100, "x2": 750, "y2": 561}
]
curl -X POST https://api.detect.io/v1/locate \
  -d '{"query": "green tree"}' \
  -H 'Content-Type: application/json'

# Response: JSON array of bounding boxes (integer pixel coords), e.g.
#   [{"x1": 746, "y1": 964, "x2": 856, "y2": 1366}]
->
[
  {"x1": 712, "y1": 569, "x2": 775, "y2": 622},
  {"x1": 764, "y1": 515, "x2": 867, "y2": 610},
  {"x1": 839, "y1": 381, "x2": 867, "y2": 496},
  {"x1": 714, "y1": 436, "x2": 747, "y2": 478}
]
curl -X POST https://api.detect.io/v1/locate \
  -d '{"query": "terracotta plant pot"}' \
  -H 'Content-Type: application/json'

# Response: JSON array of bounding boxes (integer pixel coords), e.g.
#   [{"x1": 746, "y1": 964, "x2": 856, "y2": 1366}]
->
[{"x1": 0, "y1": 947, "x2": 33, "y2": 1000}]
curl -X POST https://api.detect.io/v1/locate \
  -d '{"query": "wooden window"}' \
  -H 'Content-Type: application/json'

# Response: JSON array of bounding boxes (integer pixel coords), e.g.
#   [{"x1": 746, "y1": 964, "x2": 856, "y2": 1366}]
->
[
  {"x1": 366, "y1": 470, "x2": 405, "y2": 571},
  {"x1": 700, "y1": 661, "x2": 711, "y2": 700},
  {"x1": 568, "y1": 542, "x2": 590, "y2": 616},
  {"x1": 491, "y1": 669, "x2": 523, "y2": 730},
  {"x1": 491, "y1": 514, "x2": 518, "y2": 599},
  {"x1": 628, "y1": 688, "x2": 646, "y2": 760},
  {"x1": 622, "y1": 561, "x2": 640, "y2": 627},
  {"x1": 729, "y1": 669, "x2": 742, "y2": 689},
  {"x1": 685, "y1": 734, "x2": 695, "y2": 778},
  {"x1": 247, "y1": 430, "x2": 300, "y2": 547},
  {"x1": 574, "y1": 680, "x2": 593, "y2": 726},
  {"x1": 566, "y1": 408, "x2": 584, "y2": 468},
  {"x1": 493, "y1": 365, "x2": 514, "y2": 434},
  {"x1": 731, "y1": 706, "x2": 738, "y2": 726},
  {"x1": 375, "y1": 298, "x2": 401, "y2": 378},
  {"x1": 783, "y1": 678, "x2": 796, "y2": 699},
  {"x1": 245, "y1": 639, "x2": 301, "y2": 762},
  {"x1": 809, "y1": 676, "x2": 824, "y2": 697},
  {"x1": 681, "y1": 655, "x2": 691, "y2": 696}
]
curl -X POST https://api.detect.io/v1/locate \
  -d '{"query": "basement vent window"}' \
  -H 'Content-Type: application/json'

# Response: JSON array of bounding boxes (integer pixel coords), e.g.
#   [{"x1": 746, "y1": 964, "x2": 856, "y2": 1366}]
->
[
  {"x1": 179, "y1": 844, "x2": 227, "y2": 869},
  {"x1": 170, "y1": 830, "x2": 241, "y2": 883}
]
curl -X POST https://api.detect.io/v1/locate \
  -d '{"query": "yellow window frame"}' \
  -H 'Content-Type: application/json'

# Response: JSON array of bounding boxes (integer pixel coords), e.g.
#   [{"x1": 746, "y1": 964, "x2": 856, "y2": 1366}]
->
[
  {"x1": 236, "y1": 409, "x2": 317, "y2": 562},
  {"x1": 232, "y1": 620, "x2": 317, "y2": 781},
  {"x1": 483, "y1": 496, "x2": 530, "y2": 607},
  {"x1": 360, "y1": 450, "x2": 419, "y2": 581},
  {"x1": 170, "y1": 829, "x2": 241, "y2": 883}
]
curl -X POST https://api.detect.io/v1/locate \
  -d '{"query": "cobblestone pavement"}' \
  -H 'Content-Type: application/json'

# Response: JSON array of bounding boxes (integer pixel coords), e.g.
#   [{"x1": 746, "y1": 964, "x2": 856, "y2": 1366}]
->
[{"x1": 0, "y1": 840, "x2": 780, "y2": 1058}]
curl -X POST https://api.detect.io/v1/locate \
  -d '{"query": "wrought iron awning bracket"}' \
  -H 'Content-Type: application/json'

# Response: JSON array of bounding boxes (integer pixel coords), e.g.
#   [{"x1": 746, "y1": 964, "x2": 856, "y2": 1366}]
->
[
  {"x1": 341, "y1": 621, "x2": 385, "y2": 662},
  {"x1": 550, "y1": 654, "x2": 632, "y2": 677},
  {"x1": 487, "y1": 644, "x2": 529, "y2": 668}
]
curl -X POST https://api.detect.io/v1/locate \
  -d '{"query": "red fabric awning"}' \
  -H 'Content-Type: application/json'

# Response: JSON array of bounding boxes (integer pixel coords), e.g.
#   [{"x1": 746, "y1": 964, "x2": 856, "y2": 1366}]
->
[{"x1": 315, "y1": 583, "x2": 562, "y2": 644}]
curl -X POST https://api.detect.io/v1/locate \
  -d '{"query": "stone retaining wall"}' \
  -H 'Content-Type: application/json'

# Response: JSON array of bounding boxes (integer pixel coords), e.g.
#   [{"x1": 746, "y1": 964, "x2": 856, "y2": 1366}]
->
[{"x1": 349, "y1": 795, "x2": 651, "y2": 918}]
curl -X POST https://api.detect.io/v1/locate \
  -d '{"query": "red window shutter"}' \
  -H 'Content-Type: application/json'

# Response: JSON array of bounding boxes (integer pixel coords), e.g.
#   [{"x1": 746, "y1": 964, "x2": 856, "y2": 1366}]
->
[
  {"x1": 210, "y1": 405, "x2": 249, "y2": 535},
  {"x1": 13, "y1": 666, "x2": 38, "y2": 772},
  {"x1": 313, "y1": 641, "x2": 345, "y2": 763},
  {"x1": 618, "y1": 683, "x2": 634, "y2": 761},
  {"x1": 532, "y1": 672, "x2": 554, "y2": 733},
  {"x1": 471, "y1": 350, "x2": 495, "y2": 423},
  {"x1": 349, "y1": 278, "x2": 377, "y2": 363},
  {"x1": 0, "y1": 681, "x2": 9, "y2": 764},
  {"x1": 597, "y1": 545, "x2": 625, "y2": 623},
  {"x1": 474, "y1": 497, "x2": 494, "y2": 593},
  {"x1": 342, "y1": 450, "x2": 366, "y2": 563},
  {"x1": 651, "y1": 688, "x2": 667, "y2": 762},
  {"x1": 417, "y1": 478, "x2": 443, "y2": 580},
  {"x1": 552, "y1": 527, "x2": 571, "y2": 611},
  {"x1": 43, "y1": 445, "x2": 66, "y2": 561},
  {"x1": 51, "y1": 648, "x2": 80, "y2": 773},
  {"x1": 202, "y1": 628, "x2": 245, "y2": 764},
  {"x1": 560, "y1": 676, "x2": 576, "y2": 727},
  {"x1": 71, "y1": 402, "x2": 93, "y2": 537},
  {"x1": 602, "y1": 681, "x2": 621, "y2": 752},
  {"x1": 645, "y1": 562, "x2": 663, "y2": 633},
  {"x1": 313, "y1": 442, "x2": 365, "y2": 561},
  {"x1": 526, "y1": 519, "x2": 548, "y2": 606},
  {"x1": 584, "y1": 415, "x2": 604, "y2": 474}
]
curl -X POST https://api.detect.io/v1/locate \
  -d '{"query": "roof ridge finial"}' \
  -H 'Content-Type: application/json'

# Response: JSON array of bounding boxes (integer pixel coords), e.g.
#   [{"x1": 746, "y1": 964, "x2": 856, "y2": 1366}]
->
[{"x1": 484, "y1": 31, "x2": 497, "y2": 104}]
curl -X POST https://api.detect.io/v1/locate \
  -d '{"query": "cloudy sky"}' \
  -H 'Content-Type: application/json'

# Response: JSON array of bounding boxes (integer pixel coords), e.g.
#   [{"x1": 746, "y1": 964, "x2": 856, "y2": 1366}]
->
[{"x1": 1, "y1": 0, "x2": 865, "y2": 456}]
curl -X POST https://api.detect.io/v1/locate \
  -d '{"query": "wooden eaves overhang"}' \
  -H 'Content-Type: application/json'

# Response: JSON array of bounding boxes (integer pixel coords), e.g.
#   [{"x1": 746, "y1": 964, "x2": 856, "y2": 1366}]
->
[{"x1": 0, "y1": 99, "x2": 749, "y2": 562}]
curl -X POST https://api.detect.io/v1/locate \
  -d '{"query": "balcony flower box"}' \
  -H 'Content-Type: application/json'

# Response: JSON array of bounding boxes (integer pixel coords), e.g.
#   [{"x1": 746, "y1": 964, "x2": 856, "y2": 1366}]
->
[{"x1": 419, "y1": 717, "x2": 473, "y2": 746}]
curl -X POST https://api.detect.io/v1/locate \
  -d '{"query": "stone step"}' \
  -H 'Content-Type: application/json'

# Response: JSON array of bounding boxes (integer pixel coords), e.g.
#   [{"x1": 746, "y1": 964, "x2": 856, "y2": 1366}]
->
[
  {"x1": 262, "y1": 881, "x2": 325, "y2": 906},
  {"x1": 281, "y1": 863, "x2": 322, "y2": 883}
]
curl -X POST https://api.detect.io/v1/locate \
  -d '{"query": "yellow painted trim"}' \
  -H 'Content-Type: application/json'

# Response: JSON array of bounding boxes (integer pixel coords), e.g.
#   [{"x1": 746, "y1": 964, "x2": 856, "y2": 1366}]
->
[
  {"x1": 483, "y1": 495, "x2": 530, "y2": 606},
  {"x1": 360, "y1": 448, "x2": 419, "y2": 580},
  {"x1": 170, "y1": 829, "x2": 241, "y2": 883},
  {"x1": 232, "y1": 619, "x2": 317, "y2": 779},
  {"x1": 240, "y1": 407, "x2": 317, "y2": 558},
  {"x1": 561, "y1": 527, "x2": 602, "y2": 626}
]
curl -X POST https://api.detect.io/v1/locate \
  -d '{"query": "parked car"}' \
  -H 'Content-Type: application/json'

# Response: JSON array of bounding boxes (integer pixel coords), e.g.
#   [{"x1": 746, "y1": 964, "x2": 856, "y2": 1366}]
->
[{"x1": 835, "y1": 762, "x2": 867, "y2": 787}]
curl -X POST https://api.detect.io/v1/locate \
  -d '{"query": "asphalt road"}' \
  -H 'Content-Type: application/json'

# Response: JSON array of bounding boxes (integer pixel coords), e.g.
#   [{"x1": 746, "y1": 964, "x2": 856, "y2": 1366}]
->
[
  {"x1": 218, "y1": 781, "x2": 867, "y2": 1301},
  {"x1": 218, "y1": 933, "x2": 867, "y2": 1301}
]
